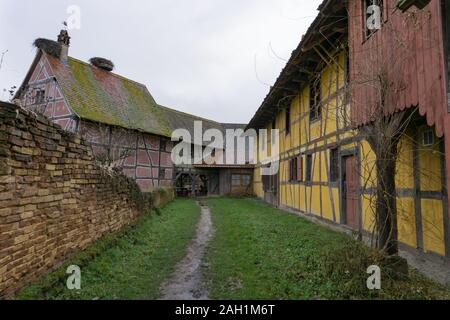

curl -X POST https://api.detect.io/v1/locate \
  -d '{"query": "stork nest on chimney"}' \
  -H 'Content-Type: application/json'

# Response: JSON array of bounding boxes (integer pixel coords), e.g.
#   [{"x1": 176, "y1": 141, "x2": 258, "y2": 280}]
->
[
  {"x1": 89, "y1": 57, "x2": 115, "y2": 72},
  {"x1": 33, "y1": 38, "x2": 62, "y2": 58}
]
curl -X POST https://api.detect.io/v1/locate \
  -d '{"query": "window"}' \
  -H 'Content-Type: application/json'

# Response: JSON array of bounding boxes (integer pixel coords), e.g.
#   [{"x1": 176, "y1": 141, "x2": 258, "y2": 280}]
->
[
  {"x1": 232, "y1": 174, "x2": 252, "y2": 187},
  {"x1": 285, "y1": 108, "x2": 291, "y2": 135},
  {"x1": 423, "y1": 130, "x2": 435, "y2": 147},
  {"x1": 330, "y1": 148, "x2": 339, "y2": 182},
  {"x1": 309, "y1": 76, "x2": 321, "y2": 121},
  {"x1": 297, "y1": 156, "x2": 303, "y2": 182},
  {"x1": 160, "y1": 139, "x2": 167, "y2": 152},
  {"x1": 35, "y1": 89, "x2": 45, "y2": 104},
  {"x1": 364, "y1": 0, "x2": 383, "y2": 40},
  {"x1": 289, "y1": 157, "x2": 298, "y2": 182},
  {"x1": 242, "y1": 175, "x2": 251, "y2": 186},
  {"x1": 232, "y1": 175, "x2": 241, "y2": 186},
  {"x1": 305, "y1": 154, "x2": 313, "y2": 182}
]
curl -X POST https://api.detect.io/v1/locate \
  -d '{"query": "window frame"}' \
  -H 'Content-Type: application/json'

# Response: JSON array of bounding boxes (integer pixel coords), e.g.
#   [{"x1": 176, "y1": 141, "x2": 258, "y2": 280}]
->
[
  {"x1": 35, "y1": 89, "x2": 46, "y2": 104},
  {"x1": 329, "y1": 148, "x2": 339, "y2": 182},
  {"x1": 297, "y1": 156, "x2": 303, "y2": 182},
  {"x1": 232, "y1": 174, "x2": 252, "y2": 187},
  {"x1": 305, "y1": 154, "x2": 313, "y2": 182},
  {"x1": 285, "y1": 108, "x2": 291, "y2": 135},
  {"x1": 289, "y1": 157, "x2": 298, "y2": 182}
]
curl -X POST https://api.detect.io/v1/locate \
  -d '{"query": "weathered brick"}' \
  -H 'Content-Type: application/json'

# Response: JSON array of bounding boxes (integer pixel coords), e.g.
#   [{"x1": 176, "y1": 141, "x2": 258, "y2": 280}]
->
[{"x1": 0, "y1": 104, "x2": 173, "y2": 296}]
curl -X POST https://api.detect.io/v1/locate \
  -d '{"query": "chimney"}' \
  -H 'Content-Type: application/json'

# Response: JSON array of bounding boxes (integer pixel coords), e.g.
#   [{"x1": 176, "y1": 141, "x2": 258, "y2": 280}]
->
[{"x1": 57, "y1": 29, "x2": 70, "y2": 62}]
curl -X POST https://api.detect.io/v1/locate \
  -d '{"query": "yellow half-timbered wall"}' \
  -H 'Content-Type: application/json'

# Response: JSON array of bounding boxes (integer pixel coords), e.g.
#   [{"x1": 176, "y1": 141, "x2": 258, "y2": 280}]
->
[{"x1": 253, "y1": 50, "x2": 448, "y2": 257}]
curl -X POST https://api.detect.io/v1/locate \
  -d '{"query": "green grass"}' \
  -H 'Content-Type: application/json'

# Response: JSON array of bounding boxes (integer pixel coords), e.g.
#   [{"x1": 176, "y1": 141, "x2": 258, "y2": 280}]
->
[
  {"x1": 205, "y1": 198, "x2": 450, "y2": 300},
  {"x1": 16, "y1": 199, "x2": 200, "y2": 300}
]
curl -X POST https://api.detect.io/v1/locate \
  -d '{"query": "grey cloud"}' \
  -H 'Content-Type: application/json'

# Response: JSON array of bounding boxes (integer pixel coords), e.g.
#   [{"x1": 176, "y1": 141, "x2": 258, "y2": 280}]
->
[{"x1": 0, "y1": 0, "x2": 322, "y2": 123}]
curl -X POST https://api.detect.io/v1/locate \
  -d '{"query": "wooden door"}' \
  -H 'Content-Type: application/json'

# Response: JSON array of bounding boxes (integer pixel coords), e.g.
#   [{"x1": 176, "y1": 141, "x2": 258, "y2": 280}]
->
[
  {"x1": 208, "y1": 173, "x2": 220, "y2": 195},
  {"x1": 344, "y1": 156, "x2": 359, "y2": 230},
  {"x1": 263, "y1": 173, "x2": 279, "y2": 207}
]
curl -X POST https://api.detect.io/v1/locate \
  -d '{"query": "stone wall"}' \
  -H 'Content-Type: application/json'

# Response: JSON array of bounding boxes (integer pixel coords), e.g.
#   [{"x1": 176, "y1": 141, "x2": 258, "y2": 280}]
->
[{"x1": 0, "y1": 102, "x2": 173, "y2": 296}]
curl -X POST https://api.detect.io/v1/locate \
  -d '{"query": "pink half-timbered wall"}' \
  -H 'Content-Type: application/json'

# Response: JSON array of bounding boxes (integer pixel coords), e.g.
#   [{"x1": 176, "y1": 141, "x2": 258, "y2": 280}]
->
[
  {"x1": 21, "y1": 54, "x2": 77, "y2": 132},
  {"x1": 20, "y1": 54, "x2": 174, "y2": 192},
  {"x1": 80, "y1": 121, "x2": 174, "y2": 191}
]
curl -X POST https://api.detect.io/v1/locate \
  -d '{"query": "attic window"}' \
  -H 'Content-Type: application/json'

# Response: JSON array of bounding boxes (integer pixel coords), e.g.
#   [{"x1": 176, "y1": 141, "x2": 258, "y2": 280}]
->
[
  {"x1": 35, "y1": 89, "x2": 45, "y2": 104},
  {"x1": 423, "y1": 130, "x2": 435, "y2": 147},
  {"x1": 160, "y1": 139, "x2": 167, "y2": 152}
]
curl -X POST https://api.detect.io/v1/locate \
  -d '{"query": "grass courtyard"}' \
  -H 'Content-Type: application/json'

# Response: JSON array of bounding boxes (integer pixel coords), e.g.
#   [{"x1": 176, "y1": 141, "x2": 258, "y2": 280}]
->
[
  {"x1": 17, "y1": 199, "x2": 200, "y2": 300},
  {"x1": 204, "y1": 198, "x2": 450, "y2": 300},
  {"x1": 15, "y1": 197, "x2": 450, "y2": 300}
]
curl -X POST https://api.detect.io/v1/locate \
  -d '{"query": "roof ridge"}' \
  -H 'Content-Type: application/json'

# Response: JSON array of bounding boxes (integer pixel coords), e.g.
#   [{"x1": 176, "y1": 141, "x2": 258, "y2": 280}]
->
[
  {"x1": 66, "y1": 55, "x2": 241, "y2": 128},
  {"x1": 67, "y1": 56, "x2": 148, "y2": 90},
  {"x1": 156, "y1": 104, "x2": 223, "y2": 125},
  {"x1": 221, "y1": 123, "x2": 247, "y2": 126}
]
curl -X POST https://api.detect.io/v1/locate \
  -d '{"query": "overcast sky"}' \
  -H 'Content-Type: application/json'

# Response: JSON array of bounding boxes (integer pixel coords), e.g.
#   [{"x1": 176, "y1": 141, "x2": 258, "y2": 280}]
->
[{"x1": 0, "y1": 0, "x2": 322, "y2": 123}]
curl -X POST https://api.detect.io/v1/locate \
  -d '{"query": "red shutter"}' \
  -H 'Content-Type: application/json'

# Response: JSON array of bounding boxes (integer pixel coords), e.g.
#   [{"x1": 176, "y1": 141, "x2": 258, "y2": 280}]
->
[{"x1": 297, "y1": 156, "x2": 303, "y2": 182}]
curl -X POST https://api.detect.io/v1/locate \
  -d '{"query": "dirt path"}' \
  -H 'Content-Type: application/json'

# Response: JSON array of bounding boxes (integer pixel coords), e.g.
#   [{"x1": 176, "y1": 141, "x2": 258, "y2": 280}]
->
[{"x1": 160, "y1": 202, "x2": 214, "y2": 300}]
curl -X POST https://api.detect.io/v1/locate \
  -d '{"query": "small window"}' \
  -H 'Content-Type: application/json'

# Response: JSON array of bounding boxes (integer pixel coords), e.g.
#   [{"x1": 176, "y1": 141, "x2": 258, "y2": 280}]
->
[
  {"x1": 289, "y1": 157, "x2": 298, "y2": 182},
  {"x1": 35, "y1": 89, "x2": 45, "y2": 104},
  {"x1": 232, "y1": 174, "x2": 242, "y2": 186},
  {"x1": 305, "y1": 154, "x2": 313, "y2": 182},
  {"x1": 309, "y1": 75, "x2": 321, "y2": 121},
  {"x1": 423, "y1": 130, "x2": 435, "y2": 147},
  {"x1": 330, "y1": 148, "x2": 339, "y2": 182},
  {"x1": 364, "y1": 0, "x2": 383, "y2": 40},
  {"x1": 160, "y1": 139, "x2": 167, "y2": 152},
  {"x1": 297, "y1": 156, "x2": 303, "y2": 182},
  {"x1": 242, "y1": 175, "x2": 251, "y2": 186},
  {"x1": 285, "y1": 109, "x2": 291, "y2": 135}
]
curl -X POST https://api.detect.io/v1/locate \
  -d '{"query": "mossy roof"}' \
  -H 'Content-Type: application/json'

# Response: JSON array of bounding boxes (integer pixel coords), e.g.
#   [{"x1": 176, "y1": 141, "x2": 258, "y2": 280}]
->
[{"x1": 45, "y1": 53, "x2": 224, "y2": 138}]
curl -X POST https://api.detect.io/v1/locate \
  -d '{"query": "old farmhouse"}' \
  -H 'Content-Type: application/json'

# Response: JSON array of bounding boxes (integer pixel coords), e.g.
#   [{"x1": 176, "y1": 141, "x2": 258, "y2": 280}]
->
[
  {"x1": 249, "y1": 0, "x2": 450, "y2": 272},
  {"x1": 14, "y1": 30, "x2": 254, "y2": 197}
]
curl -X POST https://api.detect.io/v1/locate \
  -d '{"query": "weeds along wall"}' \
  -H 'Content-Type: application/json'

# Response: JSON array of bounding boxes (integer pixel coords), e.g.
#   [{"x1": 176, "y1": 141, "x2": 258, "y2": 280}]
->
[{"x1": 0, "y1": 102, "x2": 174, "y2": 296}]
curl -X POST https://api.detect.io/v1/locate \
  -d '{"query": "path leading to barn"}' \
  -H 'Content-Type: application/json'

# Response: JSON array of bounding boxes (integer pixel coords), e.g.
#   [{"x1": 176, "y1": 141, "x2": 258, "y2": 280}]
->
[{"x1": 160, "y1": 202, "x2": 214, "y2": 300}]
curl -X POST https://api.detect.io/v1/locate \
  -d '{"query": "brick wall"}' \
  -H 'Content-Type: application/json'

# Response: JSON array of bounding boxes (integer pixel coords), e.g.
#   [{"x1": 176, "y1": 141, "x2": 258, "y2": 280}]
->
[{"x1": 0, "y1": 102, "x2": 173, "y2": 296}]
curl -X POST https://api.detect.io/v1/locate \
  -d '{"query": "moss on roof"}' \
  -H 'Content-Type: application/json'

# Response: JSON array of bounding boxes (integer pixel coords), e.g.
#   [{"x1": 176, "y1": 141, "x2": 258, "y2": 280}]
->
[
  {"x1": 46, "y1": 55, "x2": 172, "y2": 137},
  {"x1": 44, "y1": 52, "x2": 237, "y2": 139}
]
